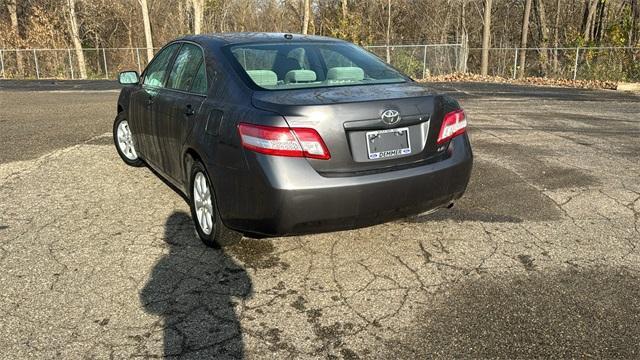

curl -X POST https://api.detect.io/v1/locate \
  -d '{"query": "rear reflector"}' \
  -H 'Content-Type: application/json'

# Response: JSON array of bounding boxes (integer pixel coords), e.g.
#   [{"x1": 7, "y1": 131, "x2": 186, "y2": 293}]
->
[
  {"x1": 238, "y1": 123, "x2": 330, "y2": 160},
  {"x1": 437, "y1": 109, "x2": 467, "y2": 145}
]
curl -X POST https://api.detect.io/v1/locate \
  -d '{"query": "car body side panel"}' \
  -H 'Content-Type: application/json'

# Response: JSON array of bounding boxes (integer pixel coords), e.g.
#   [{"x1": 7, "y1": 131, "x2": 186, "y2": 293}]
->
[
  {"x1": 154, "y1": 89, "x2": 205, "y2": 183},
  {"x1": 127, "y1": 87, "x2": 152, "y2": 160}
]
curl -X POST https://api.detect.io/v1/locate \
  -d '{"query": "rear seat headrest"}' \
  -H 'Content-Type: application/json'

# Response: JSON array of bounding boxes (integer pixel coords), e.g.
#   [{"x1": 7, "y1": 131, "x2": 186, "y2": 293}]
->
[
  {"x1": 285, "y1": 70, "x2": 317, "y2": 83},
  {"x1": 246, "y1": 70, "x2": 278, "y2": 87},
  {"x1": 327, "y1": 67, "x2": 365, "y2": 81}
]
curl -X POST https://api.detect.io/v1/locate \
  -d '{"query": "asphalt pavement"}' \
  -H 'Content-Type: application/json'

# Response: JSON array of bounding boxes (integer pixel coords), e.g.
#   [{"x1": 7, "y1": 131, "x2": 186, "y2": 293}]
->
[{"x1": 0, "y1": 80, "x2": 639, "y2": 358}]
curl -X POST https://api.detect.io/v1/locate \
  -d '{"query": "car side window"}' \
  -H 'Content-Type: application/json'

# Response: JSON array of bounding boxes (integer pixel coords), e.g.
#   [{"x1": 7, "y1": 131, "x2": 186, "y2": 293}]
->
[
  {"x1": 143, "y1": 43, "x2": 180, "y2": 88},
  {"x1": 167, "y1": 43, "x2": 206, "y2": 93},
  {"x1": 190, "y1": 62, "x2": 208, "y2": 95}
]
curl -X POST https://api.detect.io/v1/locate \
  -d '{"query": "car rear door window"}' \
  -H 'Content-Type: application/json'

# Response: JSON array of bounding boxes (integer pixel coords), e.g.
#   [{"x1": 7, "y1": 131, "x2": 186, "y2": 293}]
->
[
  {"x1": 190, "y1": 62, "x2": 208, "y2": 95},
  {"x1": 167, "y1": 44, "x2": 206, "y2": 93},
  {"x1": 143, "y1": 43, "x2": 180, "y2": 88}
]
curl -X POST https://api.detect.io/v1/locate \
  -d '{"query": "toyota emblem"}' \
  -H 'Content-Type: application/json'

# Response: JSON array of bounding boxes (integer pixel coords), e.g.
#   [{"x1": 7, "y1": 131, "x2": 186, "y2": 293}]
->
[{"x1": 381, "y1": 109, "x2": 401, "y2": 125}]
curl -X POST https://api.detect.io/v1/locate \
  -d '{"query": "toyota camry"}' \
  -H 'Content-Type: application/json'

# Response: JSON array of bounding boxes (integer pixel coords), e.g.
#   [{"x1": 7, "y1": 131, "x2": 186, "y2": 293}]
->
[{"x1": 114, "y1": 32, "x2": 473, "y2": 247}]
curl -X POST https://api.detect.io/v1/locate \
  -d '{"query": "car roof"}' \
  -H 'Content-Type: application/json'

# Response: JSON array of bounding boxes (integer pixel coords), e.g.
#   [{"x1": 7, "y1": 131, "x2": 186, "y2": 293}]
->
[{"x1": 179, "y1": 32, "x2": 345, "y2": 48}]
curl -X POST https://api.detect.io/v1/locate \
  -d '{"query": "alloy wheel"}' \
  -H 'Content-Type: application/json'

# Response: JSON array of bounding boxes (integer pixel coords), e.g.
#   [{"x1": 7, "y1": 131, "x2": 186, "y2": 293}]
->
[
  {"x1": 193, "y1": 172, "x2": 214, "y2": 235},
  {"x1": 116, "y1": 120, "x2": 138, "y2": 160}
]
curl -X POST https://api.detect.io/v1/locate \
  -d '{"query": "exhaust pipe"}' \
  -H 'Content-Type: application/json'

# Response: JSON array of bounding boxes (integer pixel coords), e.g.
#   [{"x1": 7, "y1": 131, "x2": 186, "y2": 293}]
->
[{"x1": 418, "y1": 202, "x2": 455, "y2": 217}]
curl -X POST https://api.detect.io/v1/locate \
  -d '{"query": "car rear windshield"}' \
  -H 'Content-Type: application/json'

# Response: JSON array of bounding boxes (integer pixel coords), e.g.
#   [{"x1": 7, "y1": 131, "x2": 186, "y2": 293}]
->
[{"x1": 227, "y1": 42, "x2": 408, "y2": 90}]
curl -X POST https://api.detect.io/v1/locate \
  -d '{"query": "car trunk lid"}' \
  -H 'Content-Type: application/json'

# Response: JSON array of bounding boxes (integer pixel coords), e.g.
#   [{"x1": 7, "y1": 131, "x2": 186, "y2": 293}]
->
[{"x1": 251, "y1": 82, "x2": 449, "y2": 175}]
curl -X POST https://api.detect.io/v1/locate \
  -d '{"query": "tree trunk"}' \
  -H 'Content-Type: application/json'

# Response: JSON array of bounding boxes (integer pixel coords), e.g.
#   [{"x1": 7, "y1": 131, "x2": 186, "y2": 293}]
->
[
  {"x1": 341, "y1": 0, "x2": 348, "y2": 20},
  {"x1": 67, "y1": 0, "x2": 87, "y2": 79},
  {"x1": 459, "y1": 0, "x2": 468, "y2": 73},
  {"x1": 583, "y1": 0, "x2": 598, "y2": 43},
  {"x1": 535, "y1": 0, "x2": 550, "y2": 75},
  {"x1": 440, "y1": 0, "x2": 452, "y2": 43},
  {"x1": 386, "y1": 0, "x2": 391, "y2": 63},
  {"x1": 192, "y1": 0, "x2": 204, "y2": 34},
  {"x1": 518, "y1": 0, "x2": 532, "y2": 78},
  {"x1": 302, "y1": 0, "x2": 310, "y2": 34},
  {"x1": 629, "y1": 0, "x2": 639, "y2": 46},
  {"x1": 138, "y1": 0, "x2": 154, "y2": 62},
  {"x1": 552, "y1": 0, "x2": 561, "y2": 75},
  {"x1": 6, "y1": 0, "x2": 24, "y2": 76},
  {"x1": 481, "y1": 0, "x2": 492, "y2": 76},
  {"x1": 580, "y1": 0, "x2": 589, "y2": 35}
]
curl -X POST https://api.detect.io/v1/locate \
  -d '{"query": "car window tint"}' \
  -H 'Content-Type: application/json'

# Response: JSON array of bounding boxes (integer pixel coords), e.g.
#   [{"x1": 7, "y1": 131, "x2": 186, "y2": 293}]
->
[
  {"x1": 232, "y1": 48, "x2": 278, "y2": 71},
  {"x1": 190, "y1": 61, "x2": 208, "y2": 95},
  {"x1": 167, "y1": 44, "x2": 205, "y2": 92},
  {"x1": 143, "y1": 43, "x2": 179, "y2": 88},
  {"x1": 319, "y1": 48, "x2": 354, "y2": 68},
  {"x1": 233, "y1": 46, "x2": 314, "y2": 83},
  {"x1": 227, "y1": 43, "x2": 407, "y2": 90}
]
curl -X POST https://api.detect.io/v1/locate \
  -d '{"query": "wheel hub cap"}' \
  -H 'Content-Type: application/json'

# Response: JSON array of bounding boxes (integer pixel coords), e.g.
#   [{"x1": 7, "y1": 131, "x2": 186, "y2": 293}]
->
[
  {"x1": 193, "y1": 172, "x2": 214, "y2": 235},
  {"x1": 117, "y1": 120, "x2": 138, "y2": 160}
]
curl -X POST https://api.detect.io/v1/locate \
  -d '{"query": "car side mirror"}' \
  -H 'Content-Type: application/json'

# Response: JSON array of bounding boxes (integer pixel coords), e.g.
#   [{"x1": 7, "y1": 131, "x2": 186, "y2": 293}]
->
[{"x1": 118, "y1": 71, "x2": 139, "y2": 85}]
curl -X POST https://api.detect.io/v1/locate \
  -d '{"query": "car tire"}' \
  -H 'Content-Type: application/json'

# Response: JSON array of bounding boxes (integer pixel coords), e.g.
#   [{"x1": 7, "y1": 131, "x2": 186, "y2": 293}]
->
[
  {"x1": 113, "y1": 112, "x2": 144, "y2": 167},
  {"x1": 189, "y1": 161, "x2": 241, "y2": 248}
]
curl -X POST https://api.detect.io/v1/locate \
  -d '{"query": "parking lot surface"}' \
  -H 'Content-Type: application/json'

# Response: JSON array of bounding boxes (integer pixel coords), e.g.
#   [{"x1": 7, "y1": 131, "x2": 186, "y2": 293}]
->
[{"x1": 1, "y1": 81, "x2": 639, "y2": 358}]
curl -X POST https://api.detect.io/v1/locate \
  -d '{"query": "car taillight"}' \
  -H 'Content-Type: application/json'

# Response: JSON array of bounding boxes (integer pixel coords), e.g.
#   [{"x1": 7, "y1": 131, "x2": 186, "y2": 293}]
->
[
  {"x1": 437, "y1": 109, "x2": 467, "y2": 145},
  {"x1": 238, "y1": 123, "x2": 330, "y2": 160}
]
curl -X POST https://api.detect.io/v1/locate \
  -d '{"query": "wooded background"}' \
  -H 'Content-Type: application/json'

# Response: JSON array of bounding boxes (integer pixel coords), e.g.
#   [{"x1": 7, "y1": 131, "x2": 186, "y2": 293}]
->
[{"x1": 1, "y1": 0, "x2": 639, "y2": 80}]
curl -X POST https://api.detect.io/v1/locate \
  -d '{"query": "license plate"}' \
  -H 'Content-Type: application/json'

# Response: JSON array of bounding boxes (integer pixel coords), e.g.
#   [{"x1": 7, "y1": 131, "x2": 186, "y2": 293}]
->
[{"x1": 366, "y1": 127, "x2": 411, "y2": 160}]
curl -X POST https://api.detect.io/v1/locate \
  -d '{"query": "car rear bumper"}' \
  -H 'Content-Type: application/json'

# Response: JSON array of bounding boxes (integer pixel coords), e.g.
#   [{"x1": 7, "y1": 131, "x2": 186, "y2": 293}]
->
[{"x1": 219, "y1": 134, "x2": 473, "y2": 237}]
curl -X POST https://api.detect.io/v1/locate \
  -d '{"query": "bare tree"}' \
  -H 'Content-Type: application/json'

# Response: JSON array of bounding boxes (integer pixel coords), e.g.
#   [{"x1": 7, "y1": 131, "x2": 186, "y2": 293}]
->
[
  {"x1": 66, "y1": 0, "x2": 87, "y2": 79},
  {"x1": 457, "y1": 0, "x2": 469, "y2": 73},
  {"x1": 385, "y1": 0, "x2": 391, "y2": 63},
  {"x1": 481, "y1": 0, "x2": 492, "y2": 76},
  {"x1": 518, "y1": 0, "x2": 532, "y2": 78},
  {"x1": 440, "y1": 0, "x2": 453, "y2": 43},
  {"x1": 582, "y1": 0, "x2": 598, "y2": 42},
  {"x1": 302, "y1": 0, "x2": 311, "y2": 34},
  {"x1": 552, "y1": 0, "x2": 561, "y2": 74},
  {"x1": 534, "y1": 0, "x2": 550, "y2": 74},
  {"x1": 6, "y1": 0, "x2": 23, "y2": 76},
  {"x1": 139, "y1": 0, "x2": 154, "y2": 62},
  {"x1": 2, "y1": 0, "x2": 640, "y2": 80},
  {"x1": 632, "y1": 0, "x2": 640, "y2": 46},
  {"x1": 192, "y1": 0, "x2": 204, "y2": 34},
  {"x1": 593, "y1": 0, "x2": 605, "y2": 44},
  {"x1": 341, "y1": 0, "x2": 348, "y2": 19}
]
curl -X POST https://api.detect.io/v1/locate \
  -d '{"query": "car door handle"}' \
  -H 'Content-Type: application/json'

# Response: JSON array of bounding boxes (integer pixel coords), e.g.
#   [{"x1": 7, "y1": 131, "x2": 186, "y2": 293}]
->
[
  {"x1": 184, "y1": 105, "x2": 195, "y2": 116},
  {"x1": 146, "y1": 97, "x2": 154, "y2": 107}
]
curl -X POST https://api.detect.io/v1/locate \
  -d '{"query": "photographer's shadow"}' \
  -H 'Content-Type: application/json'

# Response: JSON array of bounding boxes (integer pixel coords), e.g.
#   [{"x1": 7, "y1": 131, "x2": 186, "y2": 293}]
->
[{"x1": 140, "y1": 211, "x2": 252, "y2": 358}]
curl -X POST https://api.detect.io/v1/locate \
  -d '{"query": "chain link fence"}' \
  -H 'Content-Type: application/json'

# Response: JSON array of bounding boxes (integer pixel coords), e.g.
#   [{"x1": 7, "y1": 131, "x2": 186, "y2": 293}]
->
[
  {"x1": 0, "y1": 47, "x2": 156, "y2": 80},
  {"x1": 364, "y1": 44, "x2": 465, "y2": 78},
  {"x1": 465, "y1": 47, "x2": 640, "y2": 81},
  {"x1": 1, "y1": 45, "x2": 639, "y2": 82}
]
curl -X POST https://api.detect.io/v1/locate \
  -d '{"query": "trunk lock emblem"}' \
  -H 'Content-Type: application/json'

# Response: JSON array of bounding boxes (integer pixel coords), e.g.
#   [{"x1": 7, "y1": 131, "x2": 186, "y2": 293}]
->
[{"x1": 381, "y1": 109, "x2": 401, "y2": 125}]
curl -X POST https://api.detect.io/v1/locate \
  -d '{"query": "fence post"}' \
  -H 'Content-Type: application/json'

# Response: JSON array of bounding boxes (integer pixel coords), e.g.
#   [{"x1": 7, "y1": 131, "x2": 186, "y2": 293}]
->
[
  {"x1": 0, "y1": 50, "x2": 4, "y2": 79},
  {"x1": 33, "y1": 49, "x2": 40, "y2": 79},
  {"x1": 422, "y1": 45, "x2": 427, "y2": 79},
  {"x1": 573, "y1": 47, "x2": 580, "y2": 80},
  {"x1": 136, "y1": 48, "x2": 141, "y2": 73},
  {"x1": 513, "y1": 48, "x2": 518, "y2": 79},
  {"x1": 102, "y1": 48, "x2": 109, "y2": 79},
  {"x1": 67, "y1": 48, "x2": 74, "y2": 80}
]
